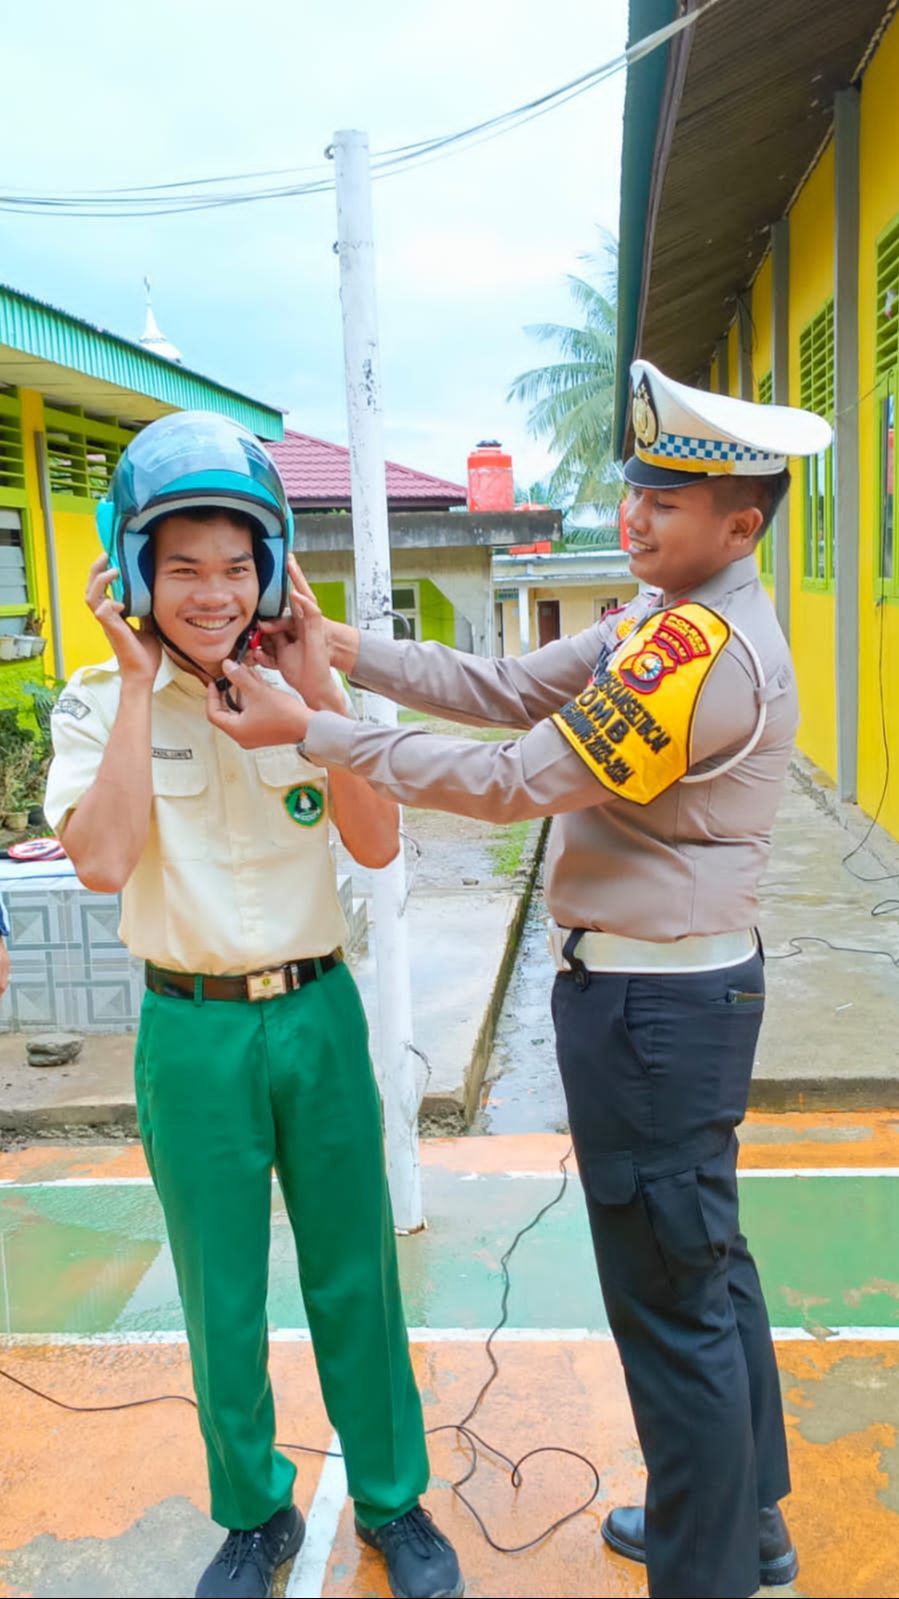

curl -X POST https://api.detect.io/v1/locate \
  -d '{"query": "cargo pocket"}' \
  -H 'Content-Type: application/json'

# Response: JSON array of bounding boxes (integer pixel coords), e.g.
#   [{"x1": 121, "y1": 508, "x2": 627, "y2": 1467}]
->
[
  {"x1": 582, "y1": 1150, "x2": 673, "y2": 1304},
  {"x1": 640, "y1": 1143, "x2": 738, "y2": 1298}
]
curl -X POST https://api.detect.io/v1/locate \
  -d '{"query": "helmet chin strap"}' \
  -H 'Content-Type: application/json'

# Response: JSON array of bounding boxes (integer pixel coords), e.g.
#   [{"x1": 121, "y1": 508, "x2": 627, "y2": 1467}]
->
[{"x1": 151, "y1": 615, "x2": 259, "y2": 712}]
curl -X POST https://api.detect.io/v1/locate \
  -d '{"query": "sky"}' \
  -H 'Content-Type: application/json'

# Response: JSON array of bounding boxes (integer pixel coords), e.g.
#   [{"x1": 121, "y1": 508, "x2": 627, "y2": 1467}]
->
[{"x1": 1, "y1": 0, "x2": 627, "y2": 490}]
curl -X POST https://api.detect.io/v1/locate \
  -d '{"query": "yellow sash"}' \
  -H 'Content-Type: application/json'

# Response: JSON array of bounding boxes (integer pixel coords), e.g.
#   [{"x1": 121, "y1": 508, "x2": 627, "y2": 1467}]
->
[{"x1": 552, "y1": 602, "x2": 731, "y2": 805}]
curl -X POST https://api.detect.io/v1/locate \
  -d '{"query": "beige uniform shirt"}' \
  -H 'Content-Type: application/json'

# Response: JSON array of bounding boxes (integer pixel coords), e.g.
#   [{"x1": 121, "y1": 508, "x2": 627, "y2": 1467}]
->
[
  {"x1": 304, "y1": 556, "x2": 798, "y2": 941},
  {"x1": 44, "y1": 651, "x2": 347, "y2": 974}
]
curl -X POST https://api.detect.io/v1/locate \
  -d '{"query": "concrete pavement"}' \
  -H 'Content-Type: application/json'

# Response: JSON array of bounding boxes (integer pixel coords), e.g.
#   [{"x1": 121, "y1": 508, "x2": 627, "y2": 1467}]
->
[{"x1": 2, "y1": 1116, "x2": 899, "y2": 1597}]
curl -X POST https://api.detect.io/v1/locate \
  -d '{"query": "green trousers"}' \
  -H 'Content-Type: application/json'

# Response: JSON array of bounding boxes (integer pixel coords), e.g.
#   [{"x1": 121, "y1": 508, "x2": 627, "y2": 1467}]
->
[{"x1": 134, "y1": 960, "x2": 430, "y2": 1531}]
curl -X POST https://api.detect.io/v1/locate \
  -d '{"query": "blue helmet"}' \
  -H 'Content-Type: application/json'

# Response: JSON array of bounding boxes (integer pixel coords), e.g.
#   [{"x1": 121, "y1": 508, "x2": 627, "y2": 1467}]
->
[{"x1": 96, "y1": 411, "x2": 293, "y2": 619}]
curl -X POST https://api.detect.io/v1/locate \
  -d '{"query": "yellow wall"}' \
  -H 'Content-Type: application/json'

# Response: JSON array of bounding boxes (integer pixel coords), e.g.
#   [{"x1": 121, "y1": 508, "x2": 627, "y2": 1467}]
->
[
  {"x1": 857, "y1": 9, "x2": 899, "y2": 837},
  {"x1": 752, "y1": 255, "x2": 773, "y2": 394},
  {"x1": 750, "y1": 257, "x2": 775, "y2": 590},
  {"x1": 13, "y1": 387, "x2": 108, "y2": 684},
  {"x1": 787, "y1": 140, "x2": 837, "y2": 780},
  {"x1": 726, "y1": 321, "x2": 739, "y2": 396}
]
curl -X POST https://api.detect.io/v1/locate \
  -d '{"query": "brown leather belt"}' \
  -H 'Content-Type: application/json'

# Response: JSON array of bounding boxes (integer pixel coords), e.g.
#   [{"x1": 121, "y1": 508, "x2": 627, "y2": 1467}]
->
[{"x1": 145, "y1": 950, "x2": 343, "y2": 1003}]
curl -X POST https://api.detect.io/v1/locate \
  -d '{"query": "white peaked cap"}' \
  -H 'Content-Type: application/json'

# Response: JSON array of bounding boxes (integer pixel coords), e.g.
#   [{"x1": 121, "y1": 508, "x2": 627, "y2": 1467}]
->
[{"x1": 625, "y1": 359, "x2": 833, "y2": 488}]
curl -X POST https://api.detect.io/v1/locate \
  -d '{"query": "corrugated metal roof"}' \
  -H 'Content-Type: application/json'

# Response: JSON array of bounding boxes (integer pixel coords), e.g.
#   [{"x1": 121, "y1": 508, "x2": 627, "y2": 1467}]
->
[
  {"x1": 0, "y1": 282, "x2": 284, "y2": 439},
  {"x1": 270, "y1": 429, "x2": 467, "y2": 509},
  {"x1": 615, "y1": 0, "x2": 895, "y2": 450}
]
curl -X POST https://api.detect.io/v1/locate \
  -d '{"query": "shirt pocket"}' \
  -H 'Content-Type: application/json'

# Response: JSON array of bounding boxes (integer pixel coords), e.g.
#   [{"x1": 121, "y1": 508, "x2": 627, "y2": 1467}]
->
[
  {"x1": 151, "y1": 757, "x2": 209, "y2": 859},
  {"x1": 254, "y1": 748, "x2": 328, "y2": 844}
]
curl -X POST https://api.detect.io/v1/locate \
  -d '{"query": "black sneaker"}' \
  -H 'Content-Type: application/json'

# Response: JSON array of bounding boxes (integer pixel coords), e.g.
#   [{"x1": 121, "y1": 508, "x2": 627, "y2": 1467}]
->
[
  {"x1": 355, "y1": 1505, "x2": 464, "y2": 1599},
  {"x1": 195, "y1": 1504, "x2": 305, "y2": 1598}
]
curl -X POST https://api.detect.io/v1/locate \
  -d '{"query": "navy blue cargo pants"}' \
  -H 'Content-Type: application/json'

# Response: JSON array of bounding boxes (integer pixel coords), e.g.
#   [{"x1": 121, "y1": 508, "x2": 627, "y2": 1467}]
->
[{"x1": 552, "y1": 948, "x2": 790, "y2": 1599}]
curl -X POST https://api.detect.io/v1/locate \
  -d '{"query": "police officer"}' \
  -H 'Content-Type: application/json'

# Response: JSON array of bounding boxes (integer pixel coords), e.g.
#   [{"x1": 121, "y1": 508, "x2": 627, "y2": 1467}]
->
[
  {"x1": 210, "y1": 364, "x2": 832, "y2": 1599},
  {"x1": 44, "y1": 413, "x2": 463, "y2": 1599}
]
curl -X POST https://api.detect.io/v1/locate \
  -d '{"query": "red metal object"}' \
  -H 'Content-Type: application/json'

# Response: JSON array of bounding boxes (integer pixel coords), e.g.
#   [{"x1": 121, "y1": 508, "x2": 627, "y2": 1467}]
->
[
  {"x1": 509, "y1": 541, "x2": 553, "y2": 555},
  {"x1": 467, "y1": 440, "x2": 514, "y2": 513},
  {"x1": 619, "y1": 499, "x2": 630, "y2": 551}
]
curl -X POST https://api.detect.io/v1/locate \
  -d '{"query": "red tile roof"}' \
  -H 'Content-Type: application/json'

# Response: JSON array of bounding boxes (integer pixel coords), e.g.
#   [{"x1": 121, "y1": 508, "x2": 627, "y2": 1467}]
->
[{"x1": 269, "y1": 429, "x2": 467, "y2": 510}]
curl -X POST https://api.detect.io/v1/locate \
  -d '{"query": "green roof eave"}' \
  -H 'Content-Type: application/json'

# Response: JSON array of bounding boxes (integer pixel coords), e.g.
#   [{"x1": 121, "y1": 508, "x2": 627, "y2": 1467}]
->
[
  {"x1": 0, "y1": 283, "x2": 285, "y2": 440},
  {"x1": 614, "y1": 0, "x2": 677, "y2": 458}
]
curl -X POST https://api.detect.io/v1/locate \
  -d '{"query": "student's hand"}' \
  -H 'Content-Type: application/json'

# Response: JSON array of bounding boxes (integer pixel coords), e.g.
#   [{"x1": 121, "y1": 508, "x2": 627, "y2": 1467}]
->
[
  {"x1": 85, "y1": 556, "x2": 161, "y2": 686},
  {"x1": 254, "y1": 557, "x2": 342, "y2": 711},
  {"x1": 206, "y1": 660, "x2": 311, "y2": 748},
  {"x1": 0, "y1": 937, "x2": 9, "y2": 998}
]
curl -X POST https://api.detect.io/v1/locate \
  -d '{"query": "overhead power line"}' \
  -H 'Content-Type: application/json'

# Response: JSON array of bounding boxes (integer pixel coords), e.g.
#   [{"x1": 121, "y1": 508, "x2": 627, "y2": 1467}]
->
[{"x1": 0, "y1": 2, "x2": 725, "y2": 219}]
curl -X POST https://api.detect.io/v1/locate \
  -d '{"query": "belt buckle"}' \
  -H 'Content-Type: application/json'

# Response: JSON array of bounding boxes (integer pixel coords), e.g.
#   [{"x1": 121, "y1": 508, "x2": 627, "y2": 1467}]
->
[{"x1": 246, "y1": 969, "x2": 288, "y2": 1002}]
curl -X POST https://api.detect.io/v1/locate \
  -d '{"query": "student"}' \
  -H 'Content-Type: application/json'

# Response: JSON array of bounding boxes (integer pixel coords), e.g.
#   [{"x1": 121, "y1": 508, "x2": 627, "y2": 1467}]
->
[{"x1": 44, "y1": 411, "x2": 463, "y2": 1599}]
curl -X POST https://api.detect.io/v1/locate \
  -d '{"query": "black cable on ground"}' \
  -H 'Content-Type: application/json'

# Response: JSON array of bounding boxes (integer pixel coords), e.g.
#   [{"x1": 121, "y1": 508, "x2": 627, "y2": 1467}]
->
[{"x1": 0, "y1": 1146, "x2": 598, "y2": 1554}]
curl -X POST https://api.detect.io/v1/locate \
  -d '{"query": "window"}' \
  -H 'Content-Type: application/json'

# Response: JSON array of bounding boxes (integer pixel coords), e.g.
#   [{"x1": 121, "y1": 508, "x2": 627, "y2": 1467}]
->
[
  {"x1": 756, "y1": 371, "x2": 774, "y2": 579},
  {"x1": 875, "y1": 217, "x2": 899, "y2": 595},
  {"x1": 799, "y1": 301, "x2": 835, "y2": 589},
  {"x1": 0, "y1": 391, "x2": 25, "y2": 493},
  {"x1": 45, "y1": 405, "x2": 137, "y2": 502},
  {"x1": 593, "y1": 595, "x2": 620, "y2": 622},
  {"x1": 391, "y1": 583, "x2": 420, "y2": 640},
  {"x1": 0, "y1": 511, "x2": 29, "y2": 617}
]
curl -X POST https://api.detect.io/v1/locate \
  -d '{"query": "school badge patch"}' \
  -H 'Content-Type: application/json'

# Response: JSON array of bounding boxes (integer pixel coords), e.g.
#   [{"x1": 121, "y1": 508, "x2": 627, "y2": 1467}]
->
[
  {"x1": 284, "y1": 783, "x2": 325, "y2": 827},
  {"x1": 552, "y1": 603, "x2": 731, "y2": 805}
]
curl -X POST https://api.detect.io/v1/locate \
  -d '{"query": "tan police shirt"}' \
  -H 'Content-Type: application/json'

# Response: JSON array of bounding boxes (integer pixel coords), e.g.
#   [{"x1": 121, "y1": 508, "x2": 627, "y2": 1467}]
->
[
  {"x1": 303, "y1": 555, "x2": 798, "y2": 941},
  {"x1": 44, "y1": 650, "x2": 347, "y2": 975}
]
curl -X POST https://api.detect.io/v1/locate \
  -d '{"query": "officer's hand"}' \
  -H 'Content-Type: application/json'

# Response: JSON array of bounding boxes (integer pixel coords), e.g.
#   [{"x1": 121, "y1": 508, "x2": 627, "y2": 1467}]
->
[
  {"x1": 255, "y1": 558, "x2": 342, "y2": 712},
  {"x1": 0, "y1": 937, "x2": 9, "y2": 998},
  {"x1": 85, "y1": 556, "x2": 161, "y2": 686},
  {"x1": 259, "y1": 556, "x2": 361, "y2": 682},
  {"x1": 206, "y1": 659, "x2": 310, "y2": 748}
]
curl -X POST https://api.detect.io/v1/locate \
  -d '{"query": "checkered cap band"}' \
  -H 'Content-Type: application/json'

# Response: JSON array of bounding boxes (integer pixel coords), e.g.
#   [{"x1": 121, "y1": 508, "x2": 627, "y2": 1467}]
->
[{"x1": 649, "y1": 432, "x2": 780, "y2": 466}]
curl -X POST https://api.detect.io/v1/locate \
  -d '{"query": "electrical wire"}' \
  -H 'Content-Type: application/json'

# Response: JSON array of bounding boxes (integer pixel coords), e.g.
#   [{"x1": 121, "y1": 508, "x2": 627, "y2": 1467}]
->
[
  {"x1": 0, "y1": 1146, "x2": 599, "y2": 1554},
  {"x1": 0, "y1": 3, "x2": 726, "y2": 219}
]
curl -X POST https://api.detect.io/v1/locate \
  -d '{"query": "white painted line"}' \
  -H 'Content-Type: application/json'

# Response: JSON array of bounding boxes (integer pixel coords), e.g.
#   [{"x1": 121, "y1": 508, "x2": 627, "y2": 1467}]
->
[
  {"x1": 1, "y1": 1325, "x2": 898, "y2": 1348},
  {"x1": 3, "y1": 1166, "x2": 898, "y2": 1190},
  {"x1": 0, "y1": 1177, "x2": 156, "y2": 1188},
  {"x1": 285, "y1": 1431, "x2": 346, "y2": 1599},
  {"x1": 739, "y1": 1168, "x2": 899, "y2": 1179}
]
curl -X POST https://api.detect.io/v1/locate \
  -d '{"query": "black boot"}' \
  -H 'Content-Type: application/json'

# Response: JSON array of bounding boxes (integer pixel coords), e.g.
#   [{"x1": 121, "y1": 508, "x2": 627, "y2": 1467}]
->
[
  {"x1": 601, "y1": 1502, "x2": 799, "y2": 1586},
  {"x1": 355, "y1": 1504, "x2": 464, "y2": 1598},
  {"x1": 195, "y1": 1504, "x2": 305, "y2": 1598}
]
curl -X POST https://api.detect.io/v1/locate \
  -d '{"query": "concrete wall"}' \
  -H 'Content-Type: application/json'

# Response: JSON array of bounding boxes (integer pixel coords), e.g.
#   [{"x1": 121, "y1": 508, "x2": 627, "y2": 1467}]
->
[{"x1": 301, "y1": 546, "x2": 494, "y2": 653}]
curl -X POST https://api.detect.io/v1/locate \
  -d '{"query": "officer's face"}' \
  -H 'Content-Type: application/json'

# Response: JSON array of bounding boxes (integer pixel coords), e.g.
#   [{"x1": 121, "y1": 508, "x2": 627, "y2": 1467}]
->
[
  {"x1": 623, "y1": 483, "x2": 759, "y2": 595},
  {"x1": 152, "y1": 516, "x2": 260, "y2": 671}
]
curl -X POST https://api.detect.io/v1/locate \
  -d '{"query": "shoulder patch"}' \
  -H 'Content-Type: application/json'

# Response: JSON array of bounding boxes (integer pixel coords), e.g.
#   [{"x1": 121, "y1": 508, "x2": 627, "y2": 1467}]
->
[
  {"x1": 53, "y1": 694, "x2": 92, "y2": 721},
  {"x1": 552, "y1": 602, "x2": 731, "y2": 804}
]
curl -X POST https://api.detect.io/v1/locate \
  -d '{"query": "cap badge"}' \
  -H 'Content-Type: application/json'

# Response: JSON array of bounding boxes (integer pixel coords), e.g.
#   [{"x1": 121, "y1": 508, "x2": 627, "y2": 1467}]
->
[{"x1": 632, "y1": 378, "x2": 659, "y2": 448}]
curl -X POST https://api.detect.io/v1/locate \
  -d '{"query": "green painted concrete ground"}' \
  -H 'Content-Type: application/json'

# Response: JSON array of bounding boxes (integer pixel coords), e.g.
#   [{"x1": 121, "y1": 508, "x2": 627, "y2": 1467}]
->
[{"x1": 2, "y1": 1169, "x2": 897, "y2": 1338}]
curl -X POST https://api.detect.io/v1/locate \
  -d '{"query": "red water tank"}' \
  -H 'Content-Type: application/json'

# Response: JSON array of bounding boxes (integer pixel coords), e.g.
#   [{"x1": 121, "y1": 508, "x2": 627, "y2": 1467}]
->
[
  {"x1": 618, "y1": 498, "x2": 630, "y2": 551},
  {"x1": 467, "y1": 440, "x2": 514, "y2": 513}
]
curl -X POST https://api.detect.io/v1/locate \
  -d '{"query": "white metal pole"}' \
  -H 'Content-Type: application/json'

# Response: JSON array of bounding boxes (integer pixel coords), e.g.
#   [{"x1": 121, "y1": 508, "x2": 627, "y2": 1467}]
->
[
  {"x1": 518, "y1": 584, "x2": 531, "y2": 653},
  {"x1": 330, "y1": 129, "x2": 424, "y2": 1233}
]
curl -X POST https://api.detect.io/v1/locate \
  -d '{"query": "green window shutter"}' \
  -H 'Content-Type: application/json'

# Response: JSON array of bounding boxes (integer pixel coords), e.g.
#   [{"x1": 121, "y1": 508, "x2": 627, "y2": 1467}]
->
[
  {"x1": 757, "y1": 369, "x2": 773, "y2": 406},
  {"x1": 875, "y1": 218, "x2": 899, "y2": 594},
  {"x1": 798, "y1": 301, "x2": 835, "y2": 588},
  {"x1": 45, "y1": 405, "x2": 136, "y2": 504},
  {"x1": 0, "y1": 391, "x2": 26, "y2": 496},
  {"x1": 876, "y1": 216, "x2": 899, "y2": 382}
]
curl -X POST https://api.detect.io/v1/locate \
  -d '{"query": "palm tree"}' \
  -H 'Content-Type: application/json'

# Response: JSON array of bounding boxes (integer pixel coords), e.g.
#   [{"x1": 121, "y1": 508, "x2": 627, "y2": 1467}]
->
[{"x1": 508, "y1": 240, "x2": 621, "y2": 513}]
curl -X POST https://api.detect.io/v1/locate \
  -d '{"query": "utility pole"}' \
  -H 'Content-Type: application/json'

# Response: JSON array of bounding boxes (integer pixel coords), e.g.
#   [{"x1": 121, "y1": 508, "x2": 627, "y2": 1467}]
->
[{"x1": 330, "y1": 129, "x2": 424, "y2": 1233}]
